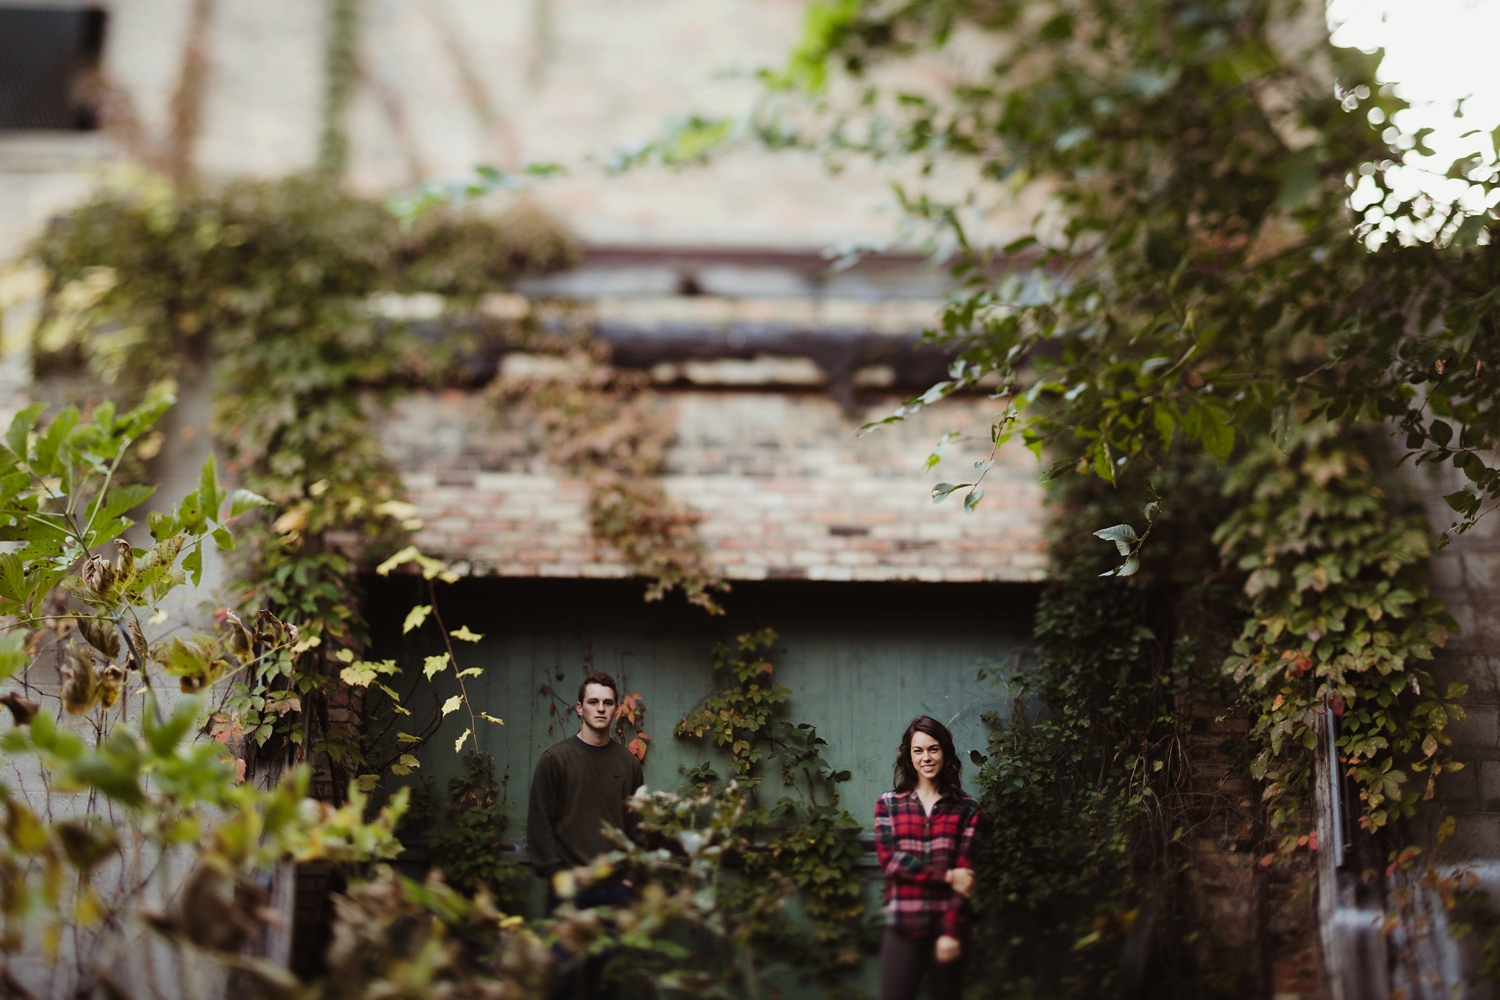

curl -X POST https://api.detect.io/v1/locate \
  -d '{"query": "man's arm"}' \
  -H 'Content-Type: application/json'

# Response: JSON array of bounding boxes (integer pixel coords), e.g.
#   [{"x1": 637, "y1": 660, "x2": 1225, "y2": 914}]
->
[{"x1": 526, "y1": 752, "x2": 564, "y2": 877}]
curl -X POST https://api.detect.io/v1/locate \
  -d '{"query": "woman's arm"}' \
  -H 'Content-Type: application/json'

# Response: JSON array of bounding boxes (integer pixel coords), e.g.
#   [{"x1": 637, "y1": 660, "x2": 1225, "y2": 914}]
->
[
  {"x1": 874, "y1": 794, "x2": 948, "y2": 884},
  {"x1": 939, "y1": 804, "x2": 981, "y2": 937}
]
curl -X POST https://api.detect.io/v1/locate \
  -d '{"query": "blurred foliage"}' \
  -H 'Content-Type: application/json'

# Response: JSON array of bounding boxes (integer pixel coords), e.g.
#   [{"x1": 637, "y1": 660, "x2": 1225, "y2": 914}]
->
[
  {"x1": 1219, "y1": 424, "x2": 1462, "y2": 840},
  {"x1": 402, "y1": 750, "x2": 527, "y2": 906},
  {"x1": 323, "y1": 863, "x2": 552, "y2": 1000},
  {"x1": 0, "y1": 396, "x2": 407, "y2": 996},
  {"x1": 772, "y1": 0, "x2": 1498, "y2": 539},
  {"x1": 757, "y1": 0, "x2": 1485, "y2": 863},
  {"x1": 969, "y1": 448, "x2": 1250, "y2": 998},
  {"x1": 26, "y1": 172, "x2": 721, "y2": 795}
]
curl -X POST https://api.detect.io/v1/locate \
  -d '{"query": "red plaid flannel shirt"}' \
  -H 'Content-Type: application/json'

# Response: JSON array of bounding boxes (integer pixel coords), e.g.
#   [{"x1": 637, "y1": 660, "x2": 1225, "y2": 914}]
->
[{"x1": 874, "y1": 790, "x2": 980, "y2": 938}]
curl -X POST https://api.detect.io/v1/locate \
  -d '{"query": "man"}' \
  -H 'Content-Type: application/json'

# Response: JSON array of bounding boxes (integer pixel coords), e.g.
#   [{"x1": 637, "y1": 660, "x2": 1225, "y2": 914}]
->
[{"x1": 527, "y1": 671, "x2": 645, "y2": 893}]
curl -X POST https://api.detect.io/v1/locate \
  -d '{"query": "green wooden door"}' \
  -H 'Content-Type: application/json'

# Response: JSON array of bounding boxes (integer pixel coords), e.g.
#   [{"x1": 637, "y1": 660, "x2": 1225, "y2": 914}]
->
[{"x1": 369, "y1": 578, "x2": 1034, "y2": 828}]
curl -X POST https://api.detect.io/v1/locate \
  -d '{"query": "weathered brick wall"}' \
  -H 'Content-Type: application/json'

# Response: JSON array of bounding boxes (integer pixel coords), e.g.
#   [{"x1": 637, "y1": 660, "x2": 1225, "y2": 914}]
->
[{"x1": 372, "y1": 387, "x2": 1047, "y2": 582}]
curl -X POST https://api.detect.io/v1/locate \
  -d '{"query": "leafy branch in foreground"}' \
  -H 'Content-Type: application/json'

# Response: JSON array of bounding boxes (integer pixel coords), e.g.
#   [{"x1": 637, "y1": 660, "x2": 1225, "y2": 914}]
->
[{"x1": 0, "y1": 397, "x2": 407, "y2": 997}]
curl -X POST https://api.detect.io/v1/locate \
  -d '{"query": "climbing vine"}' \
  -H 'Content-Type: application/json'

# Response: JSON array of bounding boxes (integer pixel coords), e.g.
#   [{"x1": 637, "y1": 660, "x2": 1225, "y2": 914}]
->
[
  {"x1": 494, "y1": 341, "x2": 728, "y2": 613},
  {"x1": 966, "y1": 448, "x2": 1256, "y2": 998},
  {"x1": 26, "y1": 174, "x2": 570, "y2": 790},
  {"x1": 1218, "y1": 425, "x2": 1464, "y2": 843},
  {"x1": 675, "y1": 629, "x2": 869, "y2": 983}
]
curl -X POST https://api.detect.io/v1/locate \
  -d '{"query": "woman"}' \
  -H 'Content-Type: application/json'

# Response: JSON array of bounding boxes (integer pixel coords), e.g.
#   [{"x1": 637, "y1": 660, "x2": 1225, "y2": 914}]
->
[{"x1": 874, "y1": 716, "x2": 980, "y2": 1000}]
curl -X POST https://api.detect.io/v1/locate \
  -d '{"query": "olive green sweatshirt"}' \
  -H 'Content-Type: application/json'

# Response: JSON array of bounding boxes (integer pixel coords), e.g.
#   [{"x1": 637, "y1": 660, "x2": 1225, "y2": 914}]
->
[{"x1": 526, "y1": 735, "x2": 644, "y2": 878}]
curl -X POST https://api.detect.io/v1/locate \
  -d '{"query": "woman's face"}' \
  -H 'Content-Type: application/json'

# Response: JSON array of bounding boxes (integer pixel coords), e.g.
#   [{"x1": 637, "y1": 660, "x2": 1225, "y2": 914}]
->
[{"x1": 910, "y1": 731, "x2": 944, "y2": 783}]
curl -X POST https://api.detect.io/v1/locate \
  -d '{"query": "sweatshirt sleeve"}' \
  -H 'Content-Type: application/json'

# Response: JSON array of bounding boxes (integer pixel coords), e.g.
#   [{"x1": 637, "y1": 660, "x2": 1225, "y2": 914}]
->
[
  {"x1": 526, "y1": 751, "x2": 564, "y2": 877},
  {"x1": 873, "y1": 793, "x2": 948, "y2": 884}
]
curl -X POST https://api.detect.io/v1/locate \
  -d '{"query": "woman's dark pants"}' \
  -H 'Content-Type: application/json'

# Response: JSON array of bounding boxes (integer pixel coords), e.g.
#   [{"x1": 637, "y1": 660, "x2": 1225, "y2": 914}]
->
[{"x1": 880, "y1": 927, "x2": 965, "y2": 1000}]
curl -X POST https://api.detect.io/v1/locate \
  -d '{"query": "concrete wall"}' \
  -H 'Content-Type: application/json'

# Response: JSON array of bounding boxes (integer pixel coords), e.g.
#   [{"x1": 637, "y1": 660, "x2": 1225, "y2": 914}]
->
[{"x1": 0, "y1": 0, "x2": 1030, "y2": 258}]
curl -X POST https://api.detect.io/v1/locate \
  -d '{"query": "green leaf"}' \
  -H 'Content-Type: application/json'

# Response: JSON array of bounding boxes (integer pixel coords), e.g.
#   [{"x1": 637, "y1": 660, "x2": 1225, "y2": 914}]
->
[
  {"x1": 0, "y1": 554, "x2": 28, "y2": 604},
  {"x1": 211, "y1": 526, "x2": 235, "y2": 551},
  {"x1": 3, "y1": 403, "x2": 44, "y2": 461},
  {"x1": 0, "y1": 633, "x2": 26, "y2": 683},
  {"x1": 931, "y1": 482, "x2": 972, "y2": 503},
  {"x1": 1200, "y1": 406, "x2": 1234, "y2": 461},
  {"x1": 402, "y1": 605, "x2": 432, "y2": 634},
  {"x1": 182, "y1": 546, "x2": 203, "y2": 587},
  {"x1": 963, "y1": 488, "x2": 985, "y2": 514},
  {"x1": 197, "y1": 455, "x2": 225, "y2": 521},
  {"x1": 1152, "y1": 404, "x2": 1175, "y2": 447},
  {"x1": 1093, "y1": 523, "x2": 1139, "y2": 556},
  {"x1": 228, "y1": 489, "x2": 272, "y2": 518},
  {"x1": 144, "y1": 696, "x2": 200, "y2": 756},
  {"x1": 96, "y1": 484, "x2": 155, "y2": 527},
  {"x1": 1443, "y1": 489, "x2": 1478, "y2": 514}
]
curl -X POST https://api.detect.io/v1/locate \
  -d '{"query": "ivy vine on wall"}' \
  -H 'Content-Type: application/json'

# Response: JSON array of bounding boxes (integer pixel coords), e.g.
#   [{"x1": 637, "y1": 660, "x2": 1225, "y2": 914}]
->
[
  {"x1": 675, "y1": 628, "x2": 870, "y2": 983},
  {"x1": 1217, "y1": 425, "x2": 1465, "y2": 844},
  {"x1": 26, "y1": 172, "x2": 723, "y2": 793}
]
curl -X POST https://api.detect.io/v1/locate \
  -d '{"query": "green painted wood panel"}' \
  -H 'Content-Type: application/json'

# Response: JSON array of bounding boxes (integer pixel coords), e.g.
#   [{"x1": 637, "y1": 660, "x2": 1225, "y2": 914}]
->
[{"x1": 367, "y1": 579, "x2": 1036, "y2": 833}]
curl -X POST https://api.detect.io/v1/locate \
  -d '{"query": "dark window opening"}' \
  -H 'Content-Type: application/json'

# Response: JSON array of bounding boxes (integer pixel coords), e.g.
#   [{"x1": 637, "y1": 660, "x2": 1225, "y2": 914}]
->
[{"x1": 0, "y1": 7, "x2": 108, "y2": 131}]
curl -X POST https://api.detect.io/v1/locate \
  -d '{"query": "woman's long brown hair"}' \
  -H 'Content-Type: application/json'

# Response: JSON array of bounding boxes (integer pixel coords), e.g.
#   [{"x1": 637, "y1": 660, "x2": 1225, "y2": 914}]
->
[{"x1": 893, "y1": 715, "x2": 964, "y2": 800}]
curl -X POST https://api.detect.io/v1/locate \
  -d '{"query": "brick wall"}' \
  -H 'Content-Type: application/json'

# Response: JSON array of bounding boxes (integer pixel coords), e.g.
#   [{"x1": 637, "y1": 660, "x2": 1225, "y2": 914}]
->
[{"x1": 371, "y1": 387, "x2": 1047, "y2": 583}]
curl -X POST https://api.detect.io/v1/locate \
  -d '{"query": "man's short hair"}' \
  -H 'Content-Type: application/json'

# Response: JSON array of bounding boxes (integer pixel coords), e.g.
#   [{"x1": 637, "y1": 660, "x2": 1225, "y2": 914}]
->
[{"x1": 576, "y1": 671, "x2": 619, "y2": 705}]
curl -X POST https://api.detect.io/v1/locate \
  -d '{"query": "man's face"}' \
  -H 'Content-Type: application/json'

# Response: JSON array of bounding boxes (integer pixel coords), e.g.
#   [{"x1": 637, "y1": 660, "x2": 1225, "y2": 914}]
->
[{"x1": 576, "y1": 683, "x2": 617, "y2": 733}]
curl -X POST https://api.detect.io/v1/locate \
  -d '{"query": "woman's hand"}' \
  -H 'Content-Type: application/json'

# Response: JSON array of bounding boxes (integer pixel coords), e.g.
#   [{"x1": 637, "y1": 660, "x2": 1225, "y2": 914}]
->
[
  {"x1": 935, "y1": 935, "x2": 962, "y2": 963},
  {"x1": 944, "y1": 867, "x2": 975, "y2": 899}
]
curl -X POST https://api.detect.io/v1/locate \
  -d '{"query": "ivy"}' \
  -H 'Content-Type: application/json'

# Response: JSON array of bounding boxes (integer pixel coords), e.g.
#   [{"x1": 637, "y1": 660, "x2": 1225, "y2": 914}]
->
[
  {"x1": 675, "y1": 629, "x2": 871, "y2": 983},
  {"x1": 27, "y1": 173, "x2": 726, "y2": 791},
  {"x1": 968, "y1": 451, "x2": 1247, "y2": 997},
  {"x1": 0, "y1": 397, "x2": 408, "y2": 997},
  {"x1": 494, "y1": 342, "x2": 728, "y2": 613},
  {"x1": 1218, "y1": 425, "x2": 1464, "y2": 841},
  {"x1": 402, "y1": 750, "x2": 527, "y2": 908}
]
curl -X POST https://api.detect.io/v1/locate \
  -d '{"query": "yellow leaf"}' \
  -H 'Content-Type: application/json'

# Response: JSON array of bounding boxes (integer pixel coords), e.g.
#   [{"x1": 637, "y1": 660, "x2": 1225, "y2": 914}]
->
[
  {"x1": 373, "y1": 500, "x2": 419, "y2": 522},
  {"x1": 480, "y1": 712, "x2": 505, "y2": 726},
  {"x1": 423, "y1": 654, "x2": 450, "y2": 680},
  {"x1": 449, "y1": 625, "x2": 483, "y2": 643},
  {"x1": 441, "y1": 695, "x2": 462, "y2": 716},
  {"x1": 356, "y1": 774, "x2": 379, "y2": 792},
  {"x1": 375, "y1": 545, "x2": 420, "y2": 577},
  {"x1": 402, "y1": 605, "x2": 431, "y2": 634},
  {"x1": 398, "y1": 754, "x2": 420, "y2": 769},
  {"x1": 454, "y1": 728, "x2": 472, "y2": 753},
  {"x1": 455, "y1": 667, "x2": 483, "y2": 679},
  {"x1": 334, "y1": 648, "x2": 355, "y2": 663}
]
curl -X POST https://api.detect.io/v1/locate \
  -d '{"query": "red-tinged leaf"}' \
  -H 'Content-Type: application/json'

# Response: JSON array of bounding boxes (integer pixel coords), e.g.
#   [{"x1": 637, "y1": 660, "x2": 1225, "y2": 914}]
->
[
  {"x1": 1258, "y1": 853, "x2": 1275, "y2": 868},
  {"x1": 627, "y1": 738, "x2": 646, "y2": 761},
  {"x1": 1307, "y1": 829, "x2": 1318, "y2": 851}
]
